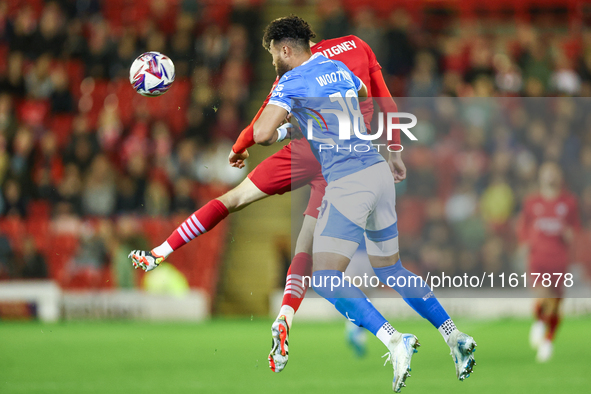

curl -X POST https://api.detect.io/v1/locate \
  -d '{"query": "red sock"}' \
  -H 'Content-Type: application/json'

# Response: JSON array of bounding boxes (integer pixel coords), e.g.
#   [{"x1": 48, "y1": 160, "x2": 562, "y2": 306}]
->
[
  {"x1": 546, "y1": 299, "x2": 562, "y2": 341},
  {"x1": 282, "y1": 252, "x2": 313, "y2": 313},
  {"x1": 166, "y1": 199, "x2": 229, "y2": 250},
  {"x1": 535, "y1": 301, "x2": 544, "y2": 321}
]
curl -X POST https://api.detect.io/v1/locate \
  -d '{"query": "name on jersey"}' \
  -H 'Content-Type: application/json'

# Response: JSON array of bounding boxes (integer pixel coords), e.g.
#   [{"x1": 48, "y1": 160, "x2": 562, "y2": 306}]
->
[
  {"x1": 315, "y1": 70, "x2": 353, "y2": 87},
  {"x1": 320, "y1": 40, "x2": 357, "y2": 58}
]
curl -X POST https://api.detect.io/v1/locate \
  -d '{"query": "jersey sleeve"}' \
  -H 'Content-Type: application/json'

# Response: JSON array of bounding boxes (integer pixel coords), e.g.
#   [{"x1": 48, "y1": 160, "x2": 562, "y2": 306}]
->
[
  {"x1": 370, "y1": 69, "x2": 400, "y2": 146},
  {"x1": 567, "y1": 196, "x2": 581, "y2": 231},
  {"x1": 359, "y1": 37, "x2": 381, "y2": 74},
  {"x1": 352, "y1": 72, "x2": 363, "y2": 91},
  {"x1": 232, "y1": 77, "x2": 279, "y2": 153},
  {"x1": 517, "y1": 198, "x2": 533, "y2": 244},
  {"x1": 267, "y1": 73, "x2": 307, "y2": 113}
]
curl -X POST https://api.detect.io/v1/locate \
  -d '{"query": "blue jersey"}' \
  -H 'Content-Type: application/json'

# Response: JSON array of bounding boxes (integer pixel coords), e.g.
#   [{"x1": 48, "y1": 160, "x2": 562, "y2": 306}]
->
[{"x1": 268, "y1": 53, "x2": 384, "y2": 183}]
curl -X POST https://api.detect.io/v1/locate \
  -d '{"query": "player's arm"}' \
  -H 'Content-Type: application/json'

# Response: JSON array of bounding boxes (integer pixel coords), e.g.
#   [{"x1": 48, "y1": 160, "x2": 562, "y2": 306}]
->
[
  {"x1": 370, "y1": 68, "x2": 406, "y2": 183},
  {"x1": 358, "y1": 81, "x2": 368, "y2": 98},
  {"x1": 361, "y1": 33, "x2": 405, "y2": 183},
  {"x1": 563, "y1": 197, "x2": 581, "y2": 244},
  {"x1": 253, "y1": 104, "x2": 289, "y2": 146},
  {"x1": 516, "y1": 199, "x2": 532, "y2": 246},
  {"x1": 229, "y1": 79, "x2": 279, "y2": 168}
]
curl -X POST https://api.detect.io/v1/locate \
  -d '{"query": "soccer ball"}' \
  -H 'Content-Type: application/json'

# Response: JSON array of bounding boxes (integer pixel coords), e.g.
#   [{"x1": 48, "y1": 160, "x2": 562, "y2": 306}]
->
[{"x1": 129, "y1": 52, "x2": 175, "y2": 97}]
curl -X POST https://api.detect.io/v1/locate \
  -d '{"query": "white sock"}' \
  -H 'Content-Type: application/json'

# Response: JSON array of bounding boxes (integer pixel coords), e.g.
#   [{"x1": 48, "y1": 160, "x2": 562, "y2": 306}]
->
[
  {"x1": 438, "y1": 319, "x2": 458, "y2": 343},
  {"x1": 376, "y1": 322, "x2": 399, "y2": 347},
  {"x1": 277, "y1": 305, "x2": 295, "y2": 329},
  {"x1": 152, "y1": 241, "x2": 174, "y2": 259}
]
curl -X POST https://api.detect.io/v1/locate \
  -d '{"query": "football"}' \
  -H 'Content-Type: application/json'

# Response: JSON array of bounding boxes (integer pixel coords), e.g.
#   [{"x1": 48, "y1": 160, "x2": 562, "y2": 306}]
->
[{"x1": 129, "y1": 51, "x2": 175, "y2": 97}]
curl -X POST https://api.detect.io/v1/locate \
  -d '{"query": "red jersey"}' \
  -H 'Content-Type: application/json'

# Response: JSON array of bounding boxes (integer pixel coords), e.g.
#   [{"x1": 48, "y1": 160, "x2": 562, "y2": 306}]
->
[
  {"x1": 518, "y1": 191, "x2": 580, "y2": 268},
  {"x1": 232, "y1": 35, "x2": 398, "y2": 153},
  {"x1": 312, "y1": 35, "x2": 381, "y2": 122}
]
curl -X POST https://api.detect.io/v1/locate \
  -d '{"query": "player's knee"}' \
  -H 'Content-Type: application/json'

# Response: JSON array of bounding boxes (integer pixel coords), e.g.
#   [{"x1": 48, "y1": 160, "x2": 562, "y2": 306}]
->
[{"x1": 216, "y1": 193, "x2": 239, "y2": 212}]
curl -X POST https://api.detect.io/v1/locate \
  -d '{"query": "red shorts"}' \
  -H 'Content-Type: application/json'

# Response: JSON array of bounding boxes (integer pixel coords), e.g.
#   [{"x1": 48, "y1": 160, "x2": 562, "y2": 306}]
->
[{"x1": 248, "y1": 139, "x2": 326, "y2": 218}]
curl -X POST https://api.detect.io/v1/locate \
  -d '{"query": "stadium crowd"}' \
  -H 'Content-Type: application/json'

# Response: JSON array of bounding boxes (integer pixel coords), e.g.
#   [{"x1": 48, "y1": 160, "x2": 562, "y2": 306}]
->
[
  {"x1": 0, "y1": 0, "x2": 259, "y2": 290},
  {"x1": 1, "y1": 0, "x2": 591, "y2": 291}
]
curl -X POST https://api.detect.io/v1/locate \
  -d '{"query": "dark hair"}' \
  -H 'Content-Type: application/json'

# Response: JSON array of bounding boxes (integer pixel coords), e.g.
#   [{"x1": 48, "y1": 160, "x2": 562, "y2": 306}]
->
[{"x1": 262, "y1": 15, "x2": 316, "y2": 52}]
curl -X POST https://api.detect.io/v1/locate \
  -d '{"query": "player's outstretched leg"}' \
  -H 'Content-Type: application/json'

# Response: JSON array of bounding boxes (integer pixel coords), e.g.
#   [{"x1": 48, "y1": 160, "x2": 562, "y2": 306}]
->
[
  {"x1": 530, "y1": 300, "x2": 546, "y2": 350},
  {"x1": 269, "y1": 315, "x2": 289, "y2": 372},
  {"x1": 536, "y1": 297, "x2": 562, "y2": 362},
  {"x1": 371, "y1": 257, "x2": 477, "y2": 380},
  {"x1": 268, "y1": 255, "x2": 312, "y2": 372},
  {"x1": 269, "y1": 215, "x2": 315, "y2": 372},
  {"x1": 313, "y1": 268, "x2": 419, "y2": 392},
  {"x1": 129, "y1": 178, "x2": 268, "y2": 271}
]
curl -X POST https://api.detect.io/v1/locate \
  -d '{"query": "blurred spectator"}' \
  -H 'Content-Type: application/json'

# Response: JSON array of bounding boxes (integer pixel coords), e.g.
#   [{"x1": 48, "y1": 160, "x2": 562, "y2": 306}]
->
[
  {"x1": 82, "y1": 155, "x2": 116, "y2": 216},
  {"x1": 351, "y1": 8, "x2": 384, "y2": 64},
  {"x1": 85, "y1": 20, "x2": 112, "y2": 78},
  {"x1": 0, "y1": 232, "x2": 13, "y2": 279},
  {"x1": 32, "y1": 2, "x2": 65, "y2": 58},
  {"x1": 54, "y1": 164, "x2": 83, "y2": 216},
  {"x1": 62, "y1": 18, "x2": 88, "y2": 59},
  {"x1": 171, "y1": 177, "x2": 196, "y2": 214},
  {"x1": 383, "y1": 10, "x2": 415, "y2": 77},
  {"x1": 408, "y1": 52, "x2": 441, "y2": 96},
  {"x1": 170, "y1": 30, "x2": 194, "y2": 78},
  {"x1": 196, "y1": 25, "x2": 229, "y2": 71},
  {"x1": 2, "y1": 178, "x2": 27, "y2": 217},
  {"x1": 34, "y1": 131, "x2": 63, "y2": 200},
  {"x1": 144, "y1": 179, "x2": 170, "y2": 216},
  {"x1": 64, "y1": 116, "x2": 98, "y2": 173},
  {"x1": 25, "y1": 54, "x2": 54, "y2": 99},
  {"x1": 318, "y1": 0, "x2": 350, "y2": 40},
  {"x1": 10, "y1": 6, "x2": 36, "y2": 57},
  {"x1": 49, "y1": 67, "x2": 74, "y2": 113},
  {"x1": 0, "y1": 94, "x2": 18, "y2": 140},
  {"x1": 15, "y1": 236, "x2": 48, "y2": 279},
  {"x1": 109, "y1": 32, "x2": 139, "y2": 80},
  {"x1": 0, "y1": 52, "x2": 26, "y2": 97},
  {"x1": 112, "y1": 216, "x2": 148, "y2": 288}
]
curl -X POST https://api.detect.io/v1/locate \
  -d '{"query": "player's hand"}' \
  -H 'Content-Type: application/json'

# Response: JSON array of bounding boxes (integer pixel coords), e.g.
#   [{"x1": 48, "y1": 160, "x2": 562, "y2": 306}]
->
[
  {"x1": 229, "y1": 149, "x2": 249, "y2": 169},
  {"x1": 388, "y1": 151, "x2": 406, "y2": 183}
]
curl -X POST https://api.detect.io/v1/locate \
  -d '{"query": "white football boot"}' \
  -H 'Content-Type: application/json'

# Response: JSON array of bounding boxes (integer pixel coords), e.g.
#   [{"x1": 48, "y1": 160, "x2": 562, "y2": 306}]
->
[
  {"x1": 268, "y1": 315, "x2": 289, "y2": 373},
  {"x1": 447, "y1": 330, "x2": 477, "y2": 381},
  {"x1": 529, "y1": 320, "x2": 546, "y2": 350},
  {"x1": 383, "y1": 333, "x2": 420, "y2": 392},
  {"x1": 536, "y1": 339, "x2": 553, "y2": 363},
  {"x1": 128, "y1": 250, "x2": 164, "y2": 272}
]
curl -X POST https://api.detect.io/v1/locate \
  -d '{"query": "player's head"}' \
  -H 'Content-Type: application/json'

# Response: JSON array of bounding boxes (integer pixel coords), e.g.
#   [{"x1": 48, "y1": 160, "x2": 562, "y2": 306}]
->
[
  {"x1": 262, "y1": 15, "x2": 316, "y2": 77},
  {"x1": 539, "y1": 161, "x2": 563, "y2": 191}
]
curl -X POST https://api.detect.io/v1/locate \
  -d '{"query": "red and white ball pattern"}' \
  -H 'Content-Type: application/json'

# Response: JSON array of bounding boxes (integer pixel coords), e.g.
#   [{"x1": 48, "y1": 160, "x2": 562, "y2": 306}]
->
[{"x1": 129, "y1": 51, "x2": 175, "y2": 97}]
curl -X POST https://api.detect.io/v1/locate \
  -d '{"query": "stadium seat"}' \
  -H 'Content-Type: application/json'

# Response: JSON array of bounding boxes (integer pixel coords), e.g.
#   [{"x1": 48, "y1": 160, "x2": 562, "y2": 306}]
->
[
  {"x1": 46, "y1": 234, "x2": 79, "y2": 283},
  {"x1": 66, "y1": 60, "x2": 86, "y2": 100},
  {"x1": 17, "y1": 99, "x2": 50, "y2": 128},
  {"x1": 0, "y1": 217, "x2": 26, "y2": 252},
  {"x1": 49, "y1": 114, "x2": 75, "y2": 148}
]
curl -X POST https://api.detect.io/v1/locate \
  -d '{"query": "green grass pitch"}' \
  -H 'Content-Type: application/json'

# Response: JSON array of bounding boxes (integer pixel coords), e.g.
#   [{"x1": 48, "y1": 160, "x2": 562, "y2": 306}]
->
[{"x1": 1, "y1": 317, "x2": 590, "y2": 393}]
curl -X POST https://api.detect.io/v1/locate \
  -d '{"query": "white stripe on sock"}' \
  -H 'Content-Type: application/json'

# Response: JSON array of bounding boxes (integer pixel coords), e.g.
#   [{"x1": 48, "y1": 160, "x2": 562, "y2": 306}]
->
[
  {"x1": 182, "y1": 223, "x2": 196, "y2": 239},
  {"x1": 177, "y1": 228, "x2": 190, "y2": 243},
  {"x1": 186, "y1": 218, "x2": 201, "y2": 236},
  {"x1": 191, "y1": 214, "x2": 207, "y2": 233},
  {"x1": 284, "y1": 286, "x2": 304, "y2": 297}
]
